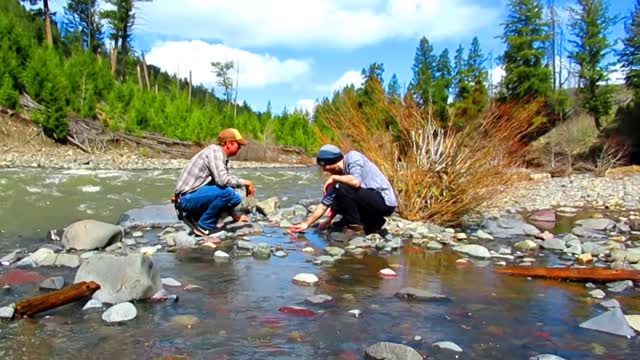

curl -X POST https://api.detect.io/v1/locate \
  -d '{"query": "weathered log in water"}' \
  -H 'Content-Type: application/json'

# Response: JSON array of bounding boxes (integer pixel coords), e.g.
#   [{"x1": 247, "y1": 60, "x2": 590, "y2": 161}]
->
[
  {"x1": 14, "y1": 281, "x2": 100, "y2": 319},
  {"x1": 495, "y1": 266, "x2": 640, "y2": 283}
]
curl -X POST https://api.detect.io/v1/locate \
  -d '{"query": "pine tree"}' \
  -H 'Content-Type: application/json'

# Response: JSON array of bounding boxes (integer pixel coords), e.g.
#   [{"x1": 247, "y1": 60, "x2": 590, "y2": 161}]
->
[
  {"x1": 452, "y1": 44, "x2": 471, "y2": 103},
  {"x1": 21, "y1": 0, "x2": 53, "y2": 46},
  {"x1": 64, "y1": 0, "x2": 104, "y2": 54},
  {"x1": 386, "y1": 73, "x2": 401, "y2": 100},
  {"x1": 0, "y1": 73, "x2": 20, "y2": 109},
  {"x1": 619, "y1": 0, "x2": 640, "y2": 103},
  {"x1": 410, "y1": 36, "x2": 437, "y2": 114},
  {"x1": 433, "y1": 49, "x2": 452, "y2": 124},
  {"x1": 466, "y1": 37, "x2": 488, "y2": 119},
  {"x1": 500, "y1": 0, "x2": 551, "y2": 101},
  {"x1": 39, "y1": 81, "x2": 69, "y2": 141},
  {"x1": 568, "y1": 0, "x2": 616, "y2": 130}
]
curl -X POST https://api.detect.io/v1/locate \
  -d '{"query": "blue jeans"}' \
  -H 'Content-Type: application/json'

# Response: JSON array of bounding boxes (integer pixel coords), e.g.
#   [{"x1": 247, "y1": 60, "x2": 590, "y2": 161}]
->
[{"x1": 179, "y1": 185, "x2": 242, "y2": 230}]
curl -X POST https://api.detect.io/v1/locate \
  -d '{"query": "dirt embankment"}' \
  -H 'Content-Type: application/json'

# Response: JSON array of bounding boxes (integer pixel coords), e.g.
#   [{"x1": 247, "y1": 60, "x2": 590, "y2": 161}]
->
[{"x1": 0, "y1": 111, "x2": 313, "y2": 169}]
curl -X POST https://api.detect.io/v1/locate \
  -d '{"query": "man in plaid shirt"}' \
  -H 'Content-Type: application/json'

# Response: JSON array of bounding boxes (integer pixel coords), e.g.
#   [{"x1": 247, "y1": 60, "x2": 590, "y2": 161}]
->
[{"x1": 174, "y1": 128, "x2": 256, "y2": 236}]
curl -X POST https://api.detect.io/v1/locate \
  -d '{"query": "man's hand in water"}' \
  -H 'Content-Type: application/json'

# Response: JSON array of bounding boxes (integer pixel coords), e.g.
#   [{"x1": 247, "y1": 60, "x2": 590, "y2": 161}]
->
[
  {"x1": 288, "y1": 222, "x2": 309, "y2": 234},
  {"x1": 244, "y1": 180, "x2": 256, "y2": 197}
]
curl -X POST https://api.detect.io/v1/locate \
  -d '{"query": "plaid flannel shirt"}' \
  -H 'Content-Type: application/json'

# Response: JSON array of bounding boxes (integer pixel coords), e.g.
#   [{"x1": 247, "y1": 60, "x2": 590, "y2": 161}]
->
[{"x1": 174, "y1": 144, "x2": 244, "y2": 195}]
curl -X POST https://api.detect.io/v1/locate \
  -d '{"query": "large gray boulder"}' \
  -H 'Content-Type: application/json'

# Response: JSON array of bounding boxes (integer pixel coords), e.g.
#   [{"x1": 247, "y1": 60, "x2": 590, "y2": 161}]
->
[
  {"x1": 482, "y1": 214, "x2": 540, "y2": 238},
  {"x1": 118, "y1": 204, "x2": 179, "y2": 231},
  {"x1": 74, "y1": 253, "x2": 161, "y2": 304},
  {"x1": 62, "y1": 220, "x2": 123, "y2": 251}
]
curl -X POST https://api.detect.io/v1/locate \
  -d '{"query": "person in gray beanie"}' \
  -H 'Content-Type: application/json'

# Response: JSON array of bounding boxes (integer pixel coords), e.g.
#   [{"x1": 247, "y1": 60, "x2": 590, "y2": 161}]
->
[{"x1": 289, "y1": 144, "x2": 397, "y2": 238}]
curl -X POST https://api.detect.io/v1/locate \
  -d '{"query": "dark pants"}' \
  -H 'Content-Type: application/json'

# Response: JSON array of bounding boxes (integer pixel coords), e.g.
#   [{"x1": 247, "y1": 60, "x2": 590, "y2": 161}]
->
[
  {"x1": 332, "y1": 184, "x2": 395, "y2": 234},
  {"x1": 179, "y1": 185, "x2": 242, "y2": 230}
]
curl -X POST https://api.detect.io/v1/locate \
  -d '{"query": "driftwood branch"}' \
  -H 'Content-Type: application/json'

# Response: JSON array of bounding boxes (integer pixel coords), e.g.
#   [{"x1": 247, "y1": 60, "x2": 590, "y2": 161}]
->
[
  {"x1": 67, "y1": 135, "x2": 91, "y2": 153},
  {"x1": 14, "y1": 281, "x2": 100, "y2": 319},
  {"x1": 495, "y1": 266, "x2": 640, "y2": 283}
]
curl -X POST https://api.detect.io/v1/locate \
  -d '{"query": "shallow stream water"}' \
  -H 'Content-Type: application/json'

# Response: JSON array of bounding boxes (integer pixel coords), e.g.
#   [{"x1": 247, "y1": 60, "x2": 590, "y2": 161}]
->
[{"x1": 0, "y1": 168, "x2": 639, "y2": 359}]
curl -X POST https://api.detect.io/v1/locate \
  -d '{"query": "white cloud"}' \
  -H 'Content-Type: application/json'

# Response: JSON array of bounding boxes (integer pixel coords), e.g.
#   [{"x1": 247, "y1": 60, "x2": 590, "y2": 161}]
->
[
  {"x1": 489, "y1": 65, "x2": 505, "y2": 88},
  {"x1": 607, "y1": 65, "x2": 626, "y2": 85},
  {"x1": 296, "y1": 99, "x2": 317, "y2": 113},
  {"x1": 145, "y1": 40, "x2": 310, "y2": 89},
  {"x1": 319, "y1": 70, "x2": 364, "y2": 92},
  {"x1": 137, "y1": 0, "x2": 501, "y2": 49}
]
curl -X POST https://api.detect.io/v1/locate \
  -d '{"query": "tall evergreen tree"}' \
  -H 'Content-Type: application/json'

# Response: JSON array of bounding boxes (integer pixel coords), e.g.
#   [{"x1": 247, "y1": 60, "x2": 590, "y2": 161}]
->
[
  {"x1": 433, "y1": 49, "x2": 452, "y2": 124},
  {"x1": 619, "y1": 0, "x2": 640, "y2": 103},
  {"x1": 452, "y1": 44, "x2": 471, "y2": 103},
  {"x1": 568, "y1": 0, "x2": 616, "y2": 130},
  {"x1": 466, "y1": 37, "x2": 488, "y2": 118},
  {"x1": 64, "y1": 0, "x2": 104, "y2": 54},
  {"x1": 500, "y1": 0, "x2": 551, "y2": 101},
  {"x1": 410, "y1": 36, "x2": 437, "y2": 114},
  {"x1": 359, "y1": 62, "x2": 386, "y2": 126},
  {"x1": 386, "y1": 73, "x2": 401, "y2": 100},
  {"x1": 211, "y1": 60, "x2": 234, "y2": 106},
  {"x1": 21, "y1": 0, "x2": 53, "y2": 46}
]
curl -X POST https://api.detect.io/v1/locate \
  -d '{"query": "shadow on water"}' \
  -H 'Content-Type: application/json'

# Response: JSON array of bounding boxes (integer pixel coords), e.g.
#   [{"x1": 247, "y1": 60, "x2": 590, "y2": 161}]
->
[{"x1": 0, "y1": 168, "x2": 639, "y2": 359}]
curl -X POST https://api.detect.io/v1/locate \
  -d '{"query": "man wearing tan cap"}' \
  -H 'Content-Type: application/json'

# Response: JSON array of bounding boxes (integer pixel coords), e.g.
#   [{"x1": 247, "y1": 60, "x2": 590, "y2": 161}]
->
[{"x1": 174, "y1": 128, "x2": 256, "y2": 236}]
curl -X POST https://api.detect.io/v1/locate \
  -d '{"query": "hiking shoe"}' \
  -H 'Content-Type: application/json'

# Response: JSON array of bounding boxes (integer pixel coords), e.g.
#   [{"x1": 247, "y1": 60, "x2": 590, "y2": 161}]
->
[
  {"x1": 192, "y1": 226, "x2": 213, "y2": 237},
  {"x1": 328, "y1": 224, "x2": 365, "y2": 242}
]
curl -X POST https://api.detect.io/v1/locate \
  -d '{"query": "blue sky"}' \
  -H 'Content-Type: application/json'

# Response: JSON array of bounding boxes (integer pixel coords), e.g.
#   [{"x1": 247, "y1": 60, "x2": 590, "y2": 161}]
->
[{"x1": 51, "y1": 0, "x2": 634, "y2": 113}]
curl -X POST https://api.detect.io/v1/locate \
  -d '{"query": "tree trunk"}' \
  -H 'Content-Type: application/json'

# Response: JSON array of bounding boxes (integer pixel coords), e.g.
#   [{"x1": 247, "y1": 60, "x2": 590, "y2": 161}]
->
[
  {"x1": 142, "y1": 52, "x2": 150, "y2": 91},
  {"x1": 110, "y1": 47, "x2": 118, "y2": 77},
  {"x1": 136, "y1": 64, "x2": 143, "y2": 89},
  {"x1": 14, "y1": 281, "x2": 100, "y2": 319},
  {"x1": 43, "y1": 0, "x2": 53, "y2": 47}
]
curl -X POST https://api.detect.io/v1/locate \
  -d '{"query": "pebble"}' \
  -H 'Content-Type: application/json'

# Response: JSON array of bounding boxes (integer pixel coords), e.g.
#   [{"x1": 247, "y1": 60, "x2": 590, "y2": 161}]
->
[
  {"x1": 292, "y1": 273, "x2": 319, "y2": 286},
  {"x1": 161, "y1": 277, "x2": 182, "y2": 287},
  {"x1": 589, "y1": 289, "x2": 606, "y2": 299},
  {"x1": 102, "y1": 302, "x2": 137, "y2": 323},
  {"x1": 433, "y1": 341, "x2": 463, "y2": 352}
]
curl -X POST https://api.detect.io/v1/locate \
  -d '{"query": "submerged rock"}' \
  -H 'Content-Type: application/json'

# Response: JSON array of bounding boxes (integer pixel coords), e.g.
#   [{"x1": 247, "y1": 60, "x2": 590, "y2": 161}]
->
[
  {"x1": 292, "y1": 273, "x2": 319, "y2": 286},
  {"x1": 62, "y1": 219, "x2": 123, "y2": 251},
  {"x1": 102, "y1": 302, "x2": 137, "y2": 323},
  {"x1": 364, "y1": 342, "x2": 422, "y2": 360},
  {"x1": 395, "y1": 287, "x2": 449, "y2": 302},
  {"x1": 0, "y1": 304, "x2": 15, "y2": 319},
  {"x1": 40, "y1": 276, "x2": 65, "y2": 290},
  {"x1": 453, "y1": 244, "x2": 491, "y2": 259},
  {"x1": 306, "y1": 294, "x2": 332, "y2": 305},
  {"x1": 74, "y1": 253, "x2": 161, "y2": 304},
  {"x1": 579, "y1": 308, "x2": 636, "y2": 337},
  {"x1": 433, "y1": 341, "x2": 463, "y2": 352}
]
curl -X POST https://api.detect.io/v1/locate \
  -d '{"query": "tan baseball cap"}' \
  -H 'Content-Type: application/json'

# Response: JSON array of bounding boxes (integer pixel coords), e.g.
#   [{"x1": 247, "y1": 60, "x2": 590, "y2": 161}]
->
[{"x1": 218, "y1": 128, "x2": 249, "y2": 145}]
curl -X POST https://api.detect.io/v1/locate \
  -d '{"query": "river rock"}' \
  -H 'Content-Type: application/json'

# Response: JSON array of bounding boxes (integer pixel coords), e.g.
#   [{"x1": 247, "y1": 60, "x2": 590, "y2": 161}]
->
[
  {"x1": 581, "y1": 242, "x2": 607, "y2": 256},
  {"x1": 474, "y1": 229, "x2": 494, "y2": 240},
  {"x1": 325, "y1": 247, "x2": 345, "y2": 257},
  {"x1": 572, "y1": 226, "x2": 607, "y2": 239},
  {"x1": 306, "y1": 294, "x2": 332, "y2": 305},
  {"x1": 174, "y1": 231, "x2": 196, "y2": 248},
  {"x1": 530, "y1": 355, "x2": 567, "y2": 360},
  {"x1": 576, "y1": 218, "x2": 616, "y2": 231},
  {"x1": 314, "y1": 255, "x2": 335, "y2": 265},
  {"x1": 40, "y1": 276, "x2": 64, "y2": 290},
  {"x1": 61, "y1": 219, "x2": 123, "y2": 251},
  {"x1": 55, "y1": 253, "x2": 81, "y2": 268},
  {"x1": 237, "y1": 240, "x2": 254, "y2": 251},
  {"x1": 365, "y1": 342, "x2": 422, "y2": 360},
  {"x1": 606, "y1": 280, "x2": 633, "y2": 292},
  {"x1": 273, "y1": 250, "x2": 288, "y2": 258},
  {"x1": 589, "y1": 289, "x2": 606, "y2": 299},
  {"x1": 433, "y1": 341, "x2": 463, "y2": 352},
  {"x1": 74, "y1": 253, "x2": 161, "y2": 304},
  {"x1": 599, "y1": 299, "x2": 621, "y2": 309},
  {"x1": 529, "y1": 209, "x2": 556, "y2": 223},
  {"x1": 610, "y1": 249, "x2": 640, "y2": 263},
  {"x1": 1, "y1": 250, "x2": 22, "y2": 266},
  {"x1": 118, "y1": 204, "x2": 179, "y2": 230},
  {"x1": 625, "y1": 315, "x2": 640, "y2": 332},
  {"x1": 292, "y1": 273, "x2": 319, "y2": 286},
  {"x1": 540, "y1": 238, "x2": 566, "y2": 251},
  {"x1": 482, "y1": 214, "x2": 540, "y2": 238},
  {"x1": 395, "y1": 287, "x2": 449, "y2": 302},
  {"x1": 513, "y1": 240, "x2": 538, "y2": 252},
  {"x1": 426, "y1": 241, "x2": 443, "y2": 250},
  {"x1": 453, "y1": 244, "x2": 491, "y2": 259},
  {"x1": 15, "y1": 248, "x2": 55, "y2": 268},
  {"x1": 0, "y1": 304, "x2": 15, "y2": 319},
  {"x1": 161, "y1": 277, "x2": 182, "y2": 287},
  {"x1": 171, "y1": 315, "x2": 200, "y2": 328},
  {"x1": 252, "y1": 243, "x2": 271, "y2": 260},
  {"x1": 82, "y1": 299, "x2": 103, "y2": 311},
  {"x1": 579, "y1": 308, "x2": 636, "y2": 337},
  {"x1": 102, "y1": 302, "x2": 137, "y2": 323},
  {"x1": 256, "y1": 197, "x2": 280, "y2": 216},
  {"x1": 349, "y1": 237, "x2": 372, "y2": 248}
]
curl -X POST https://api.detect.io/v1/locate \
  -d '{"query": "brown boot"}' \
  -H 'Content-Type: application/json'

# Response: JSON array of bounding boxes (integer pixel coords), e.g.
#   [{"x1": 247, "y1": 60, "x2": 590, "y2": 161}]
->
[{"x1": 329, "y1": 224, "x2": 365, "y2": 242}]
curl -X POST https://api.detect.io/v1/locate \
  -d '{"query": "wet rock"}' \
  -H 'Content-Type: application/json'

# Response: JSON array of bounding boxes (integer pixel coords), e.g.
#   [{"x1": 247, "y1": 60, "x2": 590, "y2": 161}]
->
[
  {"x1": 589, "y1": 289, "x2": 606, "y2": 299},
  {"x1": 273, "y1": 250, "x2": 288, "y2": 258},
  {"x1": 15, "y1": 248, "x2": 55, "y2": 268},
  {"x1": 577, "y1": 253, "x2": 593, "y2": 265},
  {"x1": 540, "y1": 238, "x2": 566, "y2": 251},
  {"x1": 0, "y1": 304, "x2": 15, "y2": 319},
  {"x1": 606, "y1": 280, "x2": 633, "y2": 293},
  {"x1": 105, "y1": 242, "x2": 125, "y2": 253},
  {"x1": 314, "y1": 255, "x2": 335, "y2": 265},
  {"x1": 40, "y1": 276, "x2": 65, "y2": 290},
  {"x1": 579, "y1": 308, "x2": 636, "y2": 337},
  {"x1": 378, "y1": 268, "x2": 398, "y2": 278},
  {"x1": 364, "y1": 342, "x2": 422, "y2": 360},
  {"x1": 1, "y1": 250, "x2": 22, "y2": 266},
  {"x1": 433, "y1": 341, "x2": 463, "y2": 352},
  {"x1": 529, "y1": 209, "x2": 556, "y2": 223},
  {"x1": 482, "y1": 214, "x2": 540, "y2": 238},
  {"x1": 348, "y1": 309, "x2": 362, "y2": 318},
  {"x1": 325, "y1": 247, "x2": 345, "y2": 257},
  {"x1": 625, "y1": 315, "x2": 640, "y2": 332},
  {"x1": 62, "y1": 219, "x2": 123, "y2": 251},
  {"x1": 123, "y1": 238, "x2": 137, "y2": 246},
  {"x1": 82, "y1": 299, "x2": 103, "y2": 311},
  {"x1": 529, "y1": 355, "x2": 567, "y2": 360},
  {"x1": 252, "y1": 243, "x2": 271, "y2": 260},
  {"x1": 426, "y1": 241, "x2": 443, "y2": 250},
  {"x1": 564, "y1": 243, "x2": 582, "y2": 255},
  {"x1": 132, "y1": 231, "x2": 144, "y2": 238},
  {"x1": 256, "y1": 197, "x2": 280, "y2": 216},
  {"x1": 161, "y1": 278, "x2": 182, "y2": 287},
  {"x1": 514, "y1": 240, "x2": 538, "y2": 252},
  {"x1": 292, "y1": 273, "x2": 319, "y2": 286},
  {"x1": 118, "y1": 204, "x2": 179, "y2": 231},
  {"x1": 306, "y1": 294, "x2": 332, "y2": 305},
  {"x1": 171, "y1": 314, "x2": 200, "y2": 328},
  {"x1": 599, "y1": 299, "x2": 621, "y2": 309},
  {"x1": 453, "y1": 244, "x2": 491, "y2": 259},
  {"x1": 139, "y1": 245, "x2": 161, "y2": 256},
  {"x1": 237, "y1": 240, "x2": 254, "y2": 251},
  {"x1": 349, "y1": 237, "x2": 372, "y2": 248},
  {"x1": 395, "y1": 287, "x2": 449, "y2": 302},
  {"x1": 174, "y1": 232, "x2": 196, "y2": 248},
  {"x1": 572, "y1": 226, "x2": 607, "y2": 239},
  {"x1": 226, "y1": 222, "x2": 264, "y2": 236},
  {"x1": 102, "y1": 302, "x2": 137, "y2": 323},
  {"x1": 582, "y1": 242, "x2": 607, "y2": 256},
  {"x1": 610, "y1": 249, "x2": 640, "y2": 263},
  {"x1": 576, "y1": 218, "x2": 616, "y2": 231},
  {"x1": 302, "y1": 247, "x2": 315, "y2": 254},
  {"x1": 74, "y1": 253, "x2": 161, "y2": 304},
  {"x1": 214, "y1": 250, "x2": 230, "y2": 260},
  {"x1": 474, "y1": 229, "x2": 494, "y2": 240}
]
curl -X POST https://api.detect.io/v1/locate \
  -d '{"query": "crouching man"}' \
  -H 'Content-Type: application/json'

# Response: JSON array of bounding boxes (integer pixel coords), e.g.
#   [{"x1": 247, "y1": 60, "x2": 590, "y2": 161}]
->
[
  {"x1": 289, "y1": 144, "x2": 397, "y2": 238},
  {"x1": 173, "y1": 128, "x2": 256, "y2": 237}
]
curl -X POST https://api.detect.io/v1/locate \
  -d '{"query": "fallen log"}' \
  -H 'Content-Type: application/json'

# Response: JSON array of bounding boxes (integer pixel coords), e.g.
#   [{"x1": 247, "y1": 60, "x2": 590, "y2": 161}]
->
[
  {"x1": 14, "y1": 281, "x2": 100, "y2": 319},
  {"x1": 495, "y1": 266, "x2": 640, "y2": 283}
]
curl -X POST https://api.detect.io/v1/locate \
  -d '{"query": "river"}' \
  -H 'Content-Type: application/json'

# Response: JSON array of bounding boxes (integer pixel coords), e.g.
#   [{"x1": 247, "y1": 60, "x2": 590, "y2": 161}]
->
[{"x1": 0, "y1": 167, "x2": 638, "y2": 359}]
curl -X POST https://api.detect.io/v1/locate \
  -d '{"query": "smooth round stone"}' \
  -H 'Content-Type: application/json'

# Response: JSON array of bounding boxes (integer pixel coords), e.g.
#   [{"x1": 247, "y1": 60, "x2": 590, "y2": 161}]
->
[
  {"x1": 378, "y1": 268, "x2": 398, "y2": 279},
  {"x1": 306, "y1": 294, "x2": 333, "y2": 305},
  {"x1": 433, "y1": 341, "x2": 463, "y2": 352},
  {"x1": 102, "y1": 302, "x2": 137, "y2": 323},
  {"x1": 292, "y1": 273, "x2": 319, "y2": 286},
  {"x1": 273, "y1": 250, "x2": 288, "y2": 257},
  {"x1": 589, "y1": 289, "x2": 606, "y2": 299}
]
